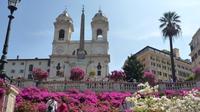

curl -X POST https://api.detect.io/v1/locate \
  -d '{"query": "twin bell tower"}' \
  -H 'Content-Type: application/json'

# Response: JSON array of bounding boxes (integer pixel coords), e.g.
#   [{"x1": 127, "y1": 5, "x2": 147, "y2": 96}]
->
[{"x1": 49, "y1": 7, "x2": 110, "y2": 81}]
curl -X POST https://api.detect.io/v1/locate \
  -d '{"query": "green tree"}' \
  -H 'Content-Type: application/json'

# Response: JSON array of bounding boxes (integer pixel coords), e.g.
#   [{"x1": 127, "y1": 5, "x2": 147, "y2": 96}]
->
[
  {"x1": 122, "y1": 54, "x2": 144, "y2": 82},
  {"x1": 159, "y1": 11, "x2": 181, "y2": 82}
]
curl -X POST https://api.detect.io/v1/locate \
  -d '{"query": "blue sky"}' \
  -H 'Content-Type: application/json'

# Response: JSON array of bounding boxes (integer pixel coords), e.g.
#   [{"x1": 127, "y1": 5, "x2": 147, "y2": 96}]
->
[{"x1": 0, "y1": 0, "x2": 200, "y2": 72}]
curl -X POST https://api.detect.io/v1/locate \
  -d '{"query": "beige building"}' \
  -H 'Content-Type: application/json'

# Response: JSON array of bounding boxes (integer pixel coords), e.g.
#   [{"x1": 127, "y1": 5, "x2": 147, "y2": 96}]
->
[
  {"x1": 189, "y1": 28, "x2": 200, "y2": 68},
  {"x1": 5, "y1": 8, "x2": 110, "y2": 81},
  {"x1": 5, "y1": 58, "x2": 50, "y2": 79},
  {"x1": 135, "y1": 46, "x2": 193, "y2": 82}
]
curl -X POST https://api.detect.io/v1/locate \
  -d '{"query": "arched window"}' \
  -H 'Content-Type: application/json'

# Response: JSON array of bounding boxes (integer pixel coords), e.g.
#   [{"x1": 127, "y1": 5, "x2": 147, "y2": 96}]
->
[
  {"x1": 96, "y1": 29, "x2": 103, "y2": 39},
  {"x1": 29, "y1": 64, "x2": 33, "y2": 71},
  {"x1": 59, "y1": 29, "x2": 65, "y2": 40},
  {"x1": 56, "y1": 63, "x2": 61, "y2": 76},
  {"x1": 97, "y1": 62, "x2": 102, "y2": 76}
]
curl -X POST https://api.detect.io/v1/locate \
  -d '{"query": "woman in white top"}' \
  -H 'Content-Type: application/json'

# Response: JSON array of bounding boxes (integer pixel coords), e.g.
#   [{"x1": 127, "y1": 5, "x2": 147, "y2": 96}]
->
[{"x1": 46, "y1": 97, "x2": 58, "y2": 112}]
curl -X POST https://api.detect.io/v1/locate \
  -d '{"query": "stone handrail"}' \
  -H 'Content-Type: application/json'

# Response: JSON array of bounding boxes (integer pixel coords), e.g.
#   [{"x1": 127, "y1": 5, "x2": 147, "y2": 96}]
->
[
  {"x1": 33, "y1": 81, "x2": 200, "y2": 92},
  {"x1": 38, "y1": 81, "x2": 143, "y2": 92},
  {"x1": 158, "y1": 81, "x2": 199, "y2": 90},
  {"x1": 13, "y1": 80, "x2": 200, "y2": 92}
]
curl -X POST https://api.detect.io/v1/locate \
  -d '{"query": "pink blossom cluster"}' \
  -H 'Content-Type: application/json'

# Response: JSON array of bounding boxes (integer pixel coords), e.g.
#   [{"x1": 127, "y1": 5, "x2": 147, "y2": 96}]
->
[
  {"x1": 0, "y1": 84, "x2": 200, "y2": 111},
  {"x1": 108, "y1": 70, "x2": 126, "y2": 81},
  {"x1": 143, "y1": 71, "x2": 156, "y2": 86},
  {"x1": 0, "y1": 88, "x2": 5, "y2": 97},
  {"x1": 14, "y1": 87, "x2": 131, "y2": 112},
  {"x1": 0, "y1": 78, "x2": 5, "y2": 86},
  {"x1": 70, "y1": 67, "x2": 85, "y2": 81},
  {"x1": 32, "y1": 68, "x2": 48, "y2": 81},
  {"x1": 141, "y1": 88, "x2": 200, "y2": 98},
  {"x1": 0, "y1": 79, "x2": 5, "y2": 97}
]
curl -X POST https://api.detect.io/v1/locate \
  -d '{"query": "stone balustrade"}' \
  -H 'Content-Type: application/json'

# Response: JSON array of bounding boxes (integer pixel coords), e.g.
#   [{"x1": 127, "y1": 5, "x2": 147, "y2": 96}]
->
[
  {"x1": 13, "y1": 80, "x2": 200, "y2": 92},
  {"x1": 158, "y1": 81, "x2": 199, "y2": 90},
  {"x1": 26, "y1": 81, "x2": 200, "y2": 92},
  {"x1": 38, "y1": 81, "x2": 143, "y2": 92}
]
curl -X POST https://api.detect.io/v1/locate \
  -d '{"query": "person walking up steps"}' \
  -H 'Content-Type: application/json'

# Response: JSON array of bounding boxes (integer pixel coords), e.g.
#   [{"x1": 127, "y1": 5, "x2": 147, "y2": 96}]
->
[{"x1": 46, "y1": 97, "x2": 58, "y2": 112}]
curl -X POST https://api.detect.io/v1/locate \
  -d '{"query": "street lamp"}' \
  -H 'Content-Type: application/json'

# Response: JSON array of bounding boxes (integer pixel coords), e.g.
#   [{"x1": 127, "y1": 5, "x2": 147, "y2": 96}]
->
[{"x1": 0, "y1": 0, "x2": 21, "y2": 81}]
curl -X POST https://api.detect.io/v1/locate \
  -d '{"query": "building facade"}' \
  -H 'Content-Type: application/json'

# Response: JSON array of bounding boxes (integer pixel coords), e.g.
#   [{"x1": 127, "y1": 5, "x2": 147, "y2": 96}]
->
[
  {"x1": 5, "y1": 58, "x2": 50, "y2": 79},
  {"x1": 135, "y1": 46, "x2": 193, "y2": 82},
  {"x1": 189, "y1": 28, "x2": 200, "y2": 68},
  {"x1": 5, "y1": 9, "x2": 110, "y2": 81}
]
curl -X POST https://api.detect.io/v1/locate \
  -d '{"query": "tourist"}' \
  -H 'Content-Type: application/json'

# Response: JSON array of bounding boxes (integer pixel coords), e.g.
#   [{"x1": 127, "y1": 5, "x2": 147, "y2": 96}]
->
[
  {"x1": 57, "y1": 97, "x2": 68, "y2": 112},
  {"x1": 46, "y1": 97, "x2": 58, "y2": 112}
]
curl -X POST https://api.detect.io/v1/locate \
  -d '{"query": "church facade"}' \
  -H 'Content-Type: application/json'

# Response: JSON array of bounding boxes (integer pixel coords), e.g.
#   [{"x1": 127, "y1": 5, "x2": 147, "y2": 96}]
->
[{"x1": 5, "y1": 8, "x2": 110, "y2": 81}]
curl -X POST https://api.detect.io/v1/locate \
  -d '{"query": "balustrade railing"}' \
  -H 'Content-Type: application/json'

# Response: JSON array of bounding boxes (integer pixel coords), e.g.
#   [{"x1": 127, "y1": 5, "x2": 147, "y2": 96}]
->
[{"x1": 14, "y1": 80, "x2": 200, "y2": 92}]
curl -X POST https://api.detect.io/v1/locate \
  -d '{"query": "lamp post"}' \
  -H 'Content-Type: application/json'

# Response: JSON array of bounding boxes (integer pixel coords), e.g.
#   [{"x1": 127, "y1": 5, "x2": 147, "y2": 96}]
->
[{"x1": 0, "y1": 0, "x2": 21, "y2": 81}]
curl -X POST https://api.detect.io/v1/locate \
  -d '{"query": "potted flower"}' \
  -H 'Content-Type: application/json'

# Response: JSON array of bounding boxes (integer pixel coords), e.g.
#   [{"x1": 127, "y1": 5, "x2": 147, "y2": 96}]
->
[
  {"x1": 32, "y1": 68, "x2": 48, "y2": 86},
  {"x1": 70, "y1": 67, "x2": 85, "y2": 81},
  {"x1": 143, "y1": 71, "x2": 156, "y2": 86}
]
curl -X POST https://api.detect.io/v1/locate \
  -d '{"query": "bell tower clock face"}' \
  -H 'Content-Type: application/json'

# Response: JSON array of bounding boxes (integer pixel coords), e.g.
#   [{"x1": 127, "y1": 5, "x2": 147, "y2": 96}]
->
[{"x1": 55, "y1": 46, "x2": 64, "y2": 54}]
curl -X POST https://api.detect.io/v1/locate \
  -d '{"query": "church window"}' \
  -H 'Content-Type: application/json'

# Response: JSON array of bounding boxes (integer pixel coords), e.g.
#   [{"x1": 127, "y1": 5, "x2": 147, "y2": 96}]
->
[
  {"x1": 29, "y1": 64, "x2": 33, "y2": 71},
  {"x1": 56, "y1": 63, "x2": 62, "y2": 76},
  {"x1": 47, "y1": 69, "x2": 50, "y2": 73},
  {"x1": 59, "y1": 29, "x2": 65, "y2": 40},
  {"x1": 28, "y1": 74, "x2": 33, "y2": 79},
  {"x1": 56, "y1": 63, "x2": 61, "y2": 71},
  {"x1": 97, "y1": 62, "x2": 102, "y2": 76},
  {"x1": 97, "y1": 29, "x2": 103, "y2": 39}
]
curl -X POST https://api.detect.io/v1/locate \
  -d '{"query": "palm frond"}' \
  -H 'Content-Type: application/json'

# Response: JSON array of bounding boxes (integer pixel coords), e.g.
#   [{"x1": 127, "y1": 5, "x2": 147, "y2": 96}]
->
[
  {"x1": 159, "y1": 11, "x2": 181, "y2": 38},
  {"x1": 173, "y1": 15, "x2": 180, "y2": 20},
  {"x1": 160, "y1": 23, "x2": 166, "y2": 28}
]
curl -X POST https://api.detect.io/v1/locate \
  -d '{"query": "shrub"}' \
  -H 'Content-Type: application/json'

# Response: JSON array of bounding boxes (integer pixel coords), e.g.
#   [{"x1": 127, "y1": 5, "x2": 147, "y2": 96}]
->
[
  {"x1": 36, "y1": 102, "x2": 47, "y2": 112},
  {"x1": 15, "y1": 101, "x2": 36, "y2": 112},
  {"x1": 70, "y1": 67, "x2": 85, "y2": 81},
  {"x1": 32, "y1": 68, "x2": 48, "y2": 81},
  {"x1": 0, "y1": 88, "x2": 5, "y2": 97},
  {"x1": 15, "y1": 87, "x2": 131, "y2": 112},
  {"x1": 0, "y1": 79, "x2": 5, "y2": 87},
  {"x1": 108, "y1": 70, "x2": 126, "y2": 81},
  {"x1": 126, "y1": 83, "x2": 200, "y2": 112},
  {"x1": 143, "y1": 71, "x2": 156, "y2": 86}
]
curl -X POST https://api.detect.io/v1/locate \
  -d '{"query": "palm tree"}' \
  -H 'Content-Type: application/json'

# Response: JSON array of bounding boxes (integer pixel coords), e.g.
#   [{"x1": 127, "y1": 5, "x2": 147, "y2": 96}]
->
[{"x1": 159, "y1": 11, "x2": 181, "y2": 82}]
